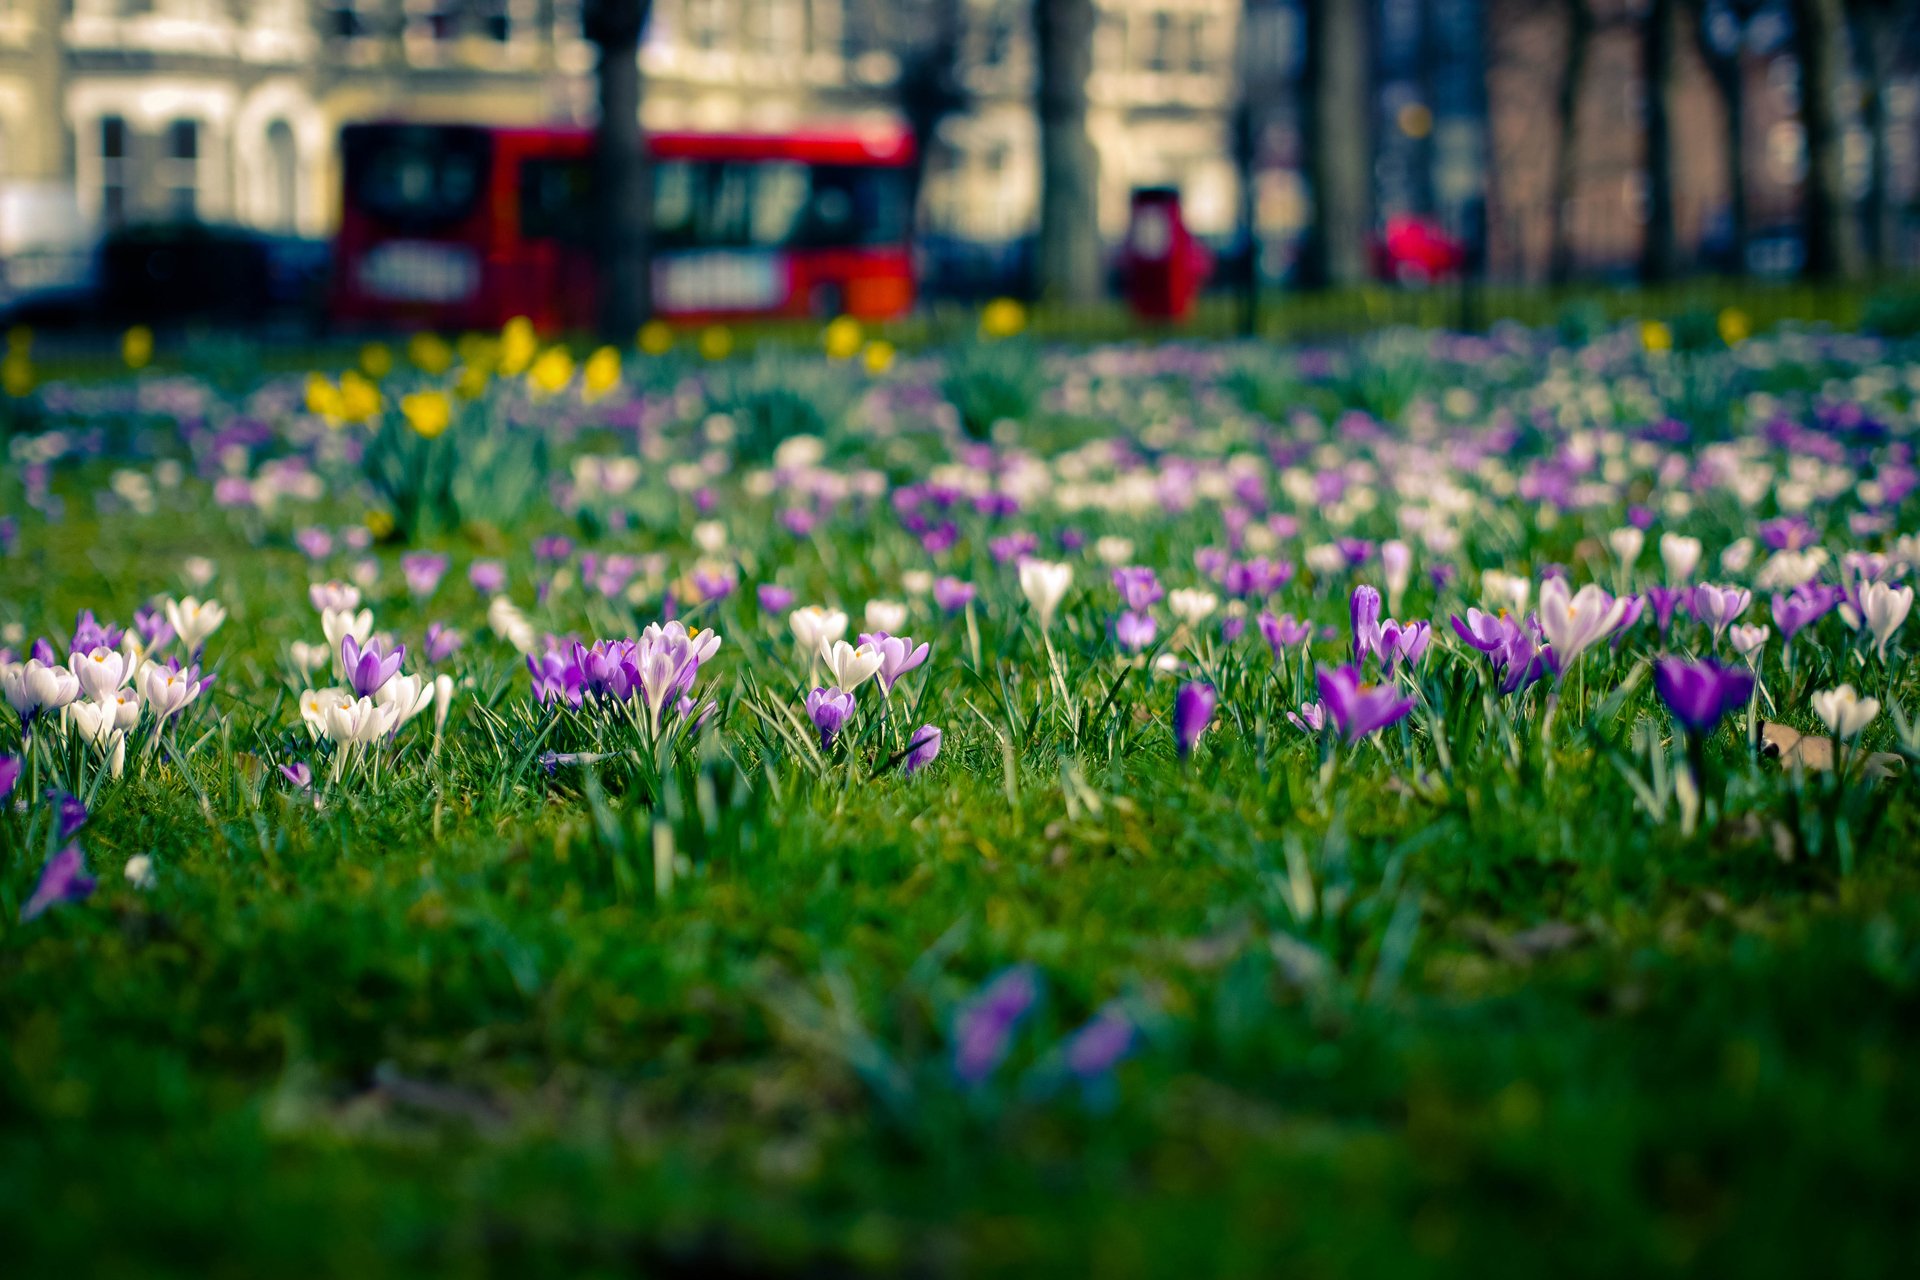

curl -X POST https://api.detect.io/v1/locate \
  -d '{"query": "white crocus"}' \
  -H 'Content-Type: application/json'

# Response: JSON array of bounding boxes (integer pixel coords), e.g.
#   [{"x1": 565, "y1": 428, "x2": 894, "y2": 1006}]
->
[
  {"x1": 487, "y1": 596, "x2": 537, "y2": 654},
  {"x1": 322, "y1": 607, "x2": 373, "y2": 657},
  {"x1": 7, "y1": 659, "x2": 81, "y2": 717},
  {"x1": 1168, "y1": 588, "x2": 1219, "y2": 625},
  {"x1": 789, "y1": 605, "x2": 849, "y2": 654},
  {"x1": 1608, "y1": 526, "x2": 1645, "y2": 567},
  {"x1": 139, "y1": 662, "x2": 201, "y2": 719},
  {"x1": 72, "y1": 645, "x2": 130, "y2": 703},
  {"x1": 375, "y1": 671, "x2": 435, "y2": 729},
  {"x1": 821, "y1": 639, "x2": 885, "y2": 693},
  {"x1": 1537, "y1": 576, "x2": 1629, "y2": 662},
  {"x1": 124, "y1": 854, "x2": 156, "y2": 889},
  {"x1": 1095, "y1": 536, "x2": 1136, "y2": 566},
  {"x1": 182, "y1": 556, "x2": 217, "y2": 589},
  {"x1": 864, "y1": 599, "x2": 909, "y2": 634},
  {"x1": 1659, "y1": 533, "x2": 1702, "y2": 584},
  {"x1": 322, "y1": 695, "x2": 399, "y2": 746},
  {"x1": 1018, "y1": 558, "x2": 1073, "y2": 630},
  {"x1": 1838, "y1": 581, "x2": 1913, "y2": 660},
  {"x1": 1481, "y1": 569, "x2": 1530, "y2": 614},
  {"x1": 69, "y1": 699, "x2": 118, "y2": 747},
  {"x1": 1720, "y1": 537, "x2": 1756, "y2": 575},
  {"x1": 1812, "y1": 684, "x2": 1880, "y2": 739},
  {"x1": 165, "y1": 596, "x2": 227, "y2": 650},
  {"x1": 289, "y1": 640, "x2": 331, "y2": 675},
  {"x1": 901, "y1": 570, "x2": 934, "y2": 596},
  {"x1": 432, "y1": 673, "x2": 456, "y2": 736},
  {"x1": 1729, "y1": 624, "x2": 1770, "y2": 665},
  {"x1": 298, "y1": 687, "x2": 352, "y2": 740}
]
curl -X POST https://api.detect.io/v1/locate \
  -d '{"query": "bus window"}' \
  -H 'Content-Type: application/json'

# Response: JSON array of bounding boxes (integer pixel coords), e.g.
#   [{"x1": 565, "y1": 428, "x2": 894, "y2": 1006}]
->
[
  {"x1": 652, "y1": 159, "x2": 910, "y2": 251},
  {"x1": 520, "y1": 157, "x2": 593, "y2": 242}
]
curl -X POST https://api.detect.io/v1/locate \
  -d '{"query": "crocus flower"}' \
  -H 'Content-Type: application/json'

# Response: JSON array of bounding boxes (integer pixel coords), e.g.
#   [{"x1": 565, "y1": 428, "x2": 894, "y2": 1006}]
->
[
  {"x1": 821, "y1": 639, "x2": 884, "y2": 692},
  {"x1": 340, "y1": 634, "x2": 405, "y2": 699},
  {"x1": 1537, "y1": 577, "x2": 1628, "y2": 664},
  {"x1": 1653, "y1": 658, "x2": 1754, "y2": 736},
  {"x1": 757, "y1": 583, "x2": 795, "y2": 613},
  {"x1": 1288, "y1": 701, "x2": 1327, "y2": 734},
  {"x1": 1838, "y1": 581, "x2": 1912, "y2": 659},
  {"x1": 20, "y1": 844, "x2": 95, "y2": 922},
  {"x1": 903, "y1": 724, "x2": 943, "y2": 774},
  {"x1": 1112, "y1": 566, "x2": 1163, "y2": 611},
  {"x1": 932, "y1": 576, "x2": 977, "y2": 614},
  {"x1": 1659, "y1": 532, "x2": 1702, "y2": 583},
  {"x1": 1172, "y1": 682, "x2": 1216, "y2": 759},
  {"x1": 806, "y1": 687, "x2": 856, "y2": 749},
  {"x1": 469, "y1": 560, "x2": 507, "y2": 594},
  {"x1": 1350, "y1": 585, "x2": 1383, "y2": 663},
  {"x1": 423, "y1": 622, "x2": 463, "y2": 664},
  {"x1": 1812, "y1": 684, "x2": 1880, "y2": 739},
  {"x1": 1019, "y1": 559, "x2": 1073, "y2": 630},
  {"x1": 1376, "y1": 619, "x2": 1432, "y2": 673},
  {"x1": 1317, "y1": 664, "x2": 1415, "y2": 742},
  {"x1": 279, "y1": 761, "x2": 313, "y2": 790},
  {"x1": 790, "y1": 605, "x2": 849, "y2": 654},
  {"x1": 1691, "y1": 583, "x2": 1752, "y2": 645},
  {"x1": 139, "y1": 658, "x2": 209, "y2": 719},
  {"x1": 953, "y1": 965, "x2": 1042, "y2": 1086},
  {"x1": 1771, "y1": 583, "x2": 1840, "y2": 644},
  {"x1": 1064, "y1": 1003, "x2": 1135, "y2": 1080},
  {"x1": 1450, "y1": 608, "x2": 1511, "y2": 653},
  {"x1": 402, "y1": 552, "x2": 449, "y2": 600},
  {"x1": 1257, "y1": 611, "x2": 1311, "y2": 661},
  {"x1": 164, "y1": 596, "x2": 226, "y2": 652},
  {"x1": 1114, "y1": 611, "x2": 1157, "y2": 653},
  {"x1": 861, "y1": 633, "x2": 930, "y2": 693},
  {"x1": 1729, "y1": 624, "x2": 1770, "y2": 665},
  {"x1": 0, "y1": 754, "x2": 19, "y2": 803},
  {"x1": 1645, "y1": 585, "x2": 1688, "y2": 634}
]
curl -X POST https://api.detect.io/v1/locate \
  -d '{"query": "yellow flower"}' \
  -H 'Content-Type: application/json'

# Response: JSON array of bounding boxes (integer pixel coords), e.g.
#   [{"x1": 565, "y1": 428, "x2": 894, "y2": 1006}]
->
[
  {"x1": 583, "y1": 345, "x2": 621, "y2": 401},
  {"x1": 339, "y1": 370, "x2": 382, "y2": 422},
  {"x1": 637, "y1": 320, "x2": 674, "y2": 355},
  {"x1": 699, "y1": 326, "x2": 733, "y2": 361},
  {"x1": 365, "y1": 509, "x2": 396, "y2": 539},
  {"x1": 1717, "y1": 307, "x2": 1750, "y2": 347},
  {"x1": 401, "y1": 390, "x2": 452, "y2": 439},
  {"x1": 455, "y1": 363, "x2": 490, "y2": 400},
  {"x1": 360, "y1": 342, "x2": 393, "y2": 379},
  {"x1": 122, "y1": 325, "x2": 154, "y2": 370},
  {"x1": 2, "y1": 351, "x2": 33, "y2": 398},
  {"x1": 408, "y1": 332, "x2": 454, "y2": 375},
  {"x1": 823, "y1": 315, "x2": 863, "y2": 360},
  {"x1": 527, "y1": 346, "x2": 575, "y2": 396},
  {"x1": 862, "y1": 339, "x2": 895, "y2": 375},
  {"x1": 980, "y1": 297, "x2": 1027, "y2": 340},
  {"x1": 458, "y1": 332, "x2": 499, "y2": 371},
  {"x1": 1641, "y1": 320, "x2": 1672, "y2": 354},
  {"x1": 305, "y1": 372, "x2": 343, "y2": 420},
  {"x1": 500, "y1": 316, "x2": 538, "y2": 376}
]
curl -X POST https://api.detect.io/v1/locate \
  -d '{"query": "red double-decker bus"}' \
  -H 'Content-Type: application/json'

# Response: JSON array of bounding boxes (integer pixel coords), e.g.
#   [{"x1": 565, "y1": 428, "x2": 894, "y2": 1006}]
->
[{"x1": 329, "y1": 122, "x2": 916, "y2": 331}]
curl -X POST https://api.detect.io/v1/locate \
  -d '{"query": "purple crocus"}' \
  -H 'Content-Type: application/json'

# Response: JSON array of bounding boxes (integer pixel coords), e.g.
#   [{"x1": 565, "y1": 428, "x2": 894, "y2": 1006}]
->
[
  {"x1": 132, "y1": 606, "x2": 175, "y2": 652},
  {"x1": 423, "y1": 622, "x2": 463, "y2": 664},
  {"x1": 1288, "y1": 700, "x2": 1327, "y2": 734},
  {"x1": 1691, "y1": 584, "x2": 1752, "y2": 645},
  {"x1": 1112, "y1": 566, "x2": 1164, "y2": 611},
  {"x1": 1653, "y1": 657, "x2": 1755, "y2": 736},
  {"x1": 402, "y1": 552, "x2": 450, "y2": 600},
  {"x1": 0, "y1": 754, "x2": 20, "y2": 804},
  {"x1": 903, "y1": 724, "x2": 943, "y2": 774},
  {"x1": 932, "y1": 576, "x2": 977, "y2": 614},
  {"x1": 468, "y1": 559, "x2": 507, "y2": 594},
  {"x1": 1771, "y1": 583, "x2": 1840, "y2": 645},
  {"x1": 1450, "y1": 608, "x2": 1510, "y2": 654},
  {"x1": 1350, "y1": 585, "x2": 1383, "y2": 663},
  {"x1": 20, "y1": 844, "x2": 95, "y2": 922},
  {"x1": 1064, "y1": 1003, "x2": 1136, "y2": 1080},
  {"x1": 1257, "y1": 611, "x2": 1312, "y2": 662},
  {"x1": 1645, "y1": 585, "x2": 1689, "y2": 635},
  {"x1": 953, "y1": 965, "x2": 1042, "y2": 1085},
  {"x1": 860, "y1": 633, "x2": 931, "y2": 693},
  {"x1": 50, "y1": 790, "x2": 87, "y2": 840},
  {"x1": 1173, "y1": 682, "x2": 1217, "y2": 759},
  {"x1": 1316, "y1": 664, "x2": 1415, "y2": 742},
  {"x1": 340, "y1": 634, "x2": 404, "y2": 698},
  {"x1": 1376, "y1": 619, "x2": 1432, "y2": 673},
  {"x1": 757, "y1": 583, "x2": 795, "y2": 613},
  {"x1": 1114, "y1": 610, "x2": 1157, "y2": 653},
  {"x1": 806, "y1": 687, "x2": 855, "y2": 749},
  {"x1": 294, "y1": 526, "x2": 333, "y2": 561},
  {"x1": 279, "y1": 761, "x2": 313, "y2": 790}
]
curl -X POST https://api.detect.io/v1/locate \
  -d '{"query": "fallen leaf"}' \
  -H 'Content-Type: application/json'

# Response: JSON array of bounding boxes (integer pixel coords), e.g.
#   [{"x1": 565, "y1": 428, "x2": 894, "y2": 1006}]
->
[{"x1": 1759, "y1": 722, "x2": 1904, "y2": 779}]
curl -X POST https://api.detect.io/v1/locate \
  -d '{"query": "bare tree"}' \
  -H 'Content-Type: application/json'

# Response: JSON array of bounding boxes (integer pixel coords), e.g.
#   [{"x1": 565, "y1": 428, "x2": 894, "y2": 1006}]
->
[
  {"x1": 864, "y1": 0, "x2": 971, "y2": 228},
  {"x1": 1790, "y1": 0, "x2": 1863, "y2": 278},
  {"x1": 1684, "y1": 0, "x2": 1755, "y2": 274},
  {"x1": 1033, "y1": 0, "x2": 1103, "y2": 304},
  {"x1": 584, "y1": 0, "x2": 654, "y2": 339},
  {"x1": 1548, "y1": 0, "x2": 1595, "y2": 284},
  {"x1": 1848, "y1": 0, "x2": 1915, "y2": 271},
  {"x1": 1296, "y1": 0, "x2": 1370, "y2": 289},
  {"x1": 1641, "y1": 0, "x2": 1679, "y2": 281}
]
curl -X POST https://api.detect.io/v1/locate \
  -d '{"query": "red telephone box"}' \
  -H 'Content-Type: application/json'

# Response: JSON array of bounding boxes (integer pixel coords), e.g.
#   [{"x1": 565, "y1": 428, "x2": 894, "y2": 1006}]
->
[{"x1": 1122, "y1": 186, "x2": 1208, "y2": 321}]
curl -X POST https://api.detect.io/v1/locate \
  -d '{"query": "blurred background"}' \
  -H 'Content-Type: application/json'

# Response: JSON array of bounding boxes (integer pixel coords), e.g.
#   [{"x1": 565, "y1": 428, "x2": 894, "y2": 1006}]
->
[{"x1": 0, "y1": 0, "x2": 1915, "y2": 340}]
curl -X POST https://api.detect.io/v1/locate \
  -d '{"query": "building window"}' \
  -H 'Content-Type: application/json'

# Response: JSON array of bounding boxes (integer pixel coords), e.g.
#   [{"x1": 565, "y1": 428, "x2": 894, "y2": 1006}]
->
[
  {"x1": 100, "y1": 115, "x2": 128, "y2": 228},
  {"x1": 686, "y1": 0, "x2": 727, "y2": 51},
  {"x1": 266, "y1": 120, "x2": 298, "y2": 232},
  {"x1": 328, "y1": 0, "x2": 370, "y2": 40},
  {"x1": 477, "y1": 0, "x2": 514, "y2": 41},
  {"x1": 1144, "y1": 11, "x2": 1176, "y2": 73},
  {"x1": 164, "y1": 119, "x2": 198, "y2": 221},
  {"x1": 405, "y1": 0, "x2": 461, "y2": 47}
]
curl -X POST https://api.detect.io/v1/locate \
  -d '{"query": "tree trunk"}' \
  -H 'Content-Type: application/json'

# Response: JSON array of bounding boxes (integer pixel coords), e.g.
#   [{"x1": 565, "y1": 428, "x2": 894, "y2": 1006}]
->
[
  {"x1": 1641, "y1": 0, "x2": 1678, "y2": 282},
  {"x1": 895, "y1": 0, "x2": 968, "y2": 232},
  {"x1": 1859, "y1": 4, "x2": 1899, "y2": 270},
  {"x1": 1548, "y1": 0, "x2": 1592, "y2": 285},
  {"x1": 587, "y1": 0, "x2": 653, "y2": 339},
  {"x1": 1033, "y1": 0, "x2": 1103, "y2": 305},
  {"x1": 1686, "y1": 15, "x2": 1750, "y2": 276},
  {"x1": 1296, "y1": 0, "x2": 1371, "y2": 289},
  {"x1": 1792, "y1": 0, "x2": 1862, "y2": 279}
]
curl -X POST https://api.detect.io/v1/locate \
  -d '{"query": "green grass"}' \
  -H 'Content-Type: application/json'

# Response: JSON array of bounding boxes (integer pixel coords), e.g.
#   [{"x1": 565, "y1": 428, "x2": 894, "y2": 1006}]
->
[{"x1": 5, "y1": 325, "x2": 1920, "y2": 1277}]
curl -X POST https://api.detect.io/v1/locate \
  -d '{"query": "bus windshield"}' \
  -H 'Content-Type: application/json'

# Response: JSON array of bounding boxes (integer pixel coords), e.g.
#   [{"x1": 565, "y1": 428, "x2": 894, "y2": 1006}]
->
[{"x1": 344, "y1": 126, "x2": 490, "y2": 230}]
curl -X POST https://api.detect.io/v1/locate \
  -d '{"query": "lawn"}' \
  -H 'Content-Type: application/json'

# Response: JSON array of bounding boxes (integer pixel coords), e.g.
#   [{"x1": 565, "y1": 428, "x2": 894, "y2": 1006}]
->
[{"x1": 3, "y1": 315, "x2": 1919, "y2": 1277}]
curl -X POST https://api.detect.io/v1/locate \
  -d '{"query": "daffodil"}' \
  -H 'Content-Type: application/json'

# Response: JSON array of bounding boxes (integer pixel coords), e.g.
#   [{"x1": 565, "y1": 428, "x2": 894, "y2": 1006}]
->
[{"x1": 401, "y1": 390, "x2": 452, "y2": 439}]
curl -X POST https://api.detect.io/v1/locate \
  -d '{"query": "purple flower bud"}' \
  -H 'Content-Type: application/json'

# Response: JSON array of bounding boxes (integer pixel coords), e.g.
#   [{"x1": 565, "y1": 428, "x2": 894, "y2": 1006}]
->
[
  {"x1": 50, "y1": 790, "x2": 87, "y2": 840},
  {"x1": 340, "y1": 634, "x2": 405, "y2": 698},
  {"x1": 468, "y1": 560, "x2": 507, "y2": 594},
  {"x1": 805, "y1": 687, "x2": 856, "y2": 749},
  {"x1": 1064, "y1": 1004, "x2": 1135, "y2": 1080},
  {"x1": 903, "y1": 724, "x2": 943, "y2": 774},
  {"x1": 1114, "y1": 610, "x2": 1157, "y2": 653},
  {"x1": 401, "y1": 552, "x2": 450, "y2": 600},
  {"x1": 757, "y1": 583, "x2": 796, "y2": 613},
  {"x1": 1257, "y1": 611, "x2": 1312, "y2": 661},
  {"x1": 953, "y1": 965, "x2": 1041, "y2": 1085},
  {"x1": 932, "y1": 576, "x2": 977, "y2": 614},
  {"x1": 1654, "y1": 657, "x2": 1754, "y2": 737},
  {"x1": 1173, "y1": 682, "x2": 1216, "y2": 759},
  {"x1": 1317, "y1": 664, "x2": 1415, "y2": 742},
  {"x1": 279, "y1": 761, "x2": 313, "y2": 790},
  {"x1": 20, "y1": 844, "x2": 95, "y2": 922},
  {"x1": 423, "y1": 622, "x2": 463, "y2": 664},
  {"x1": 0, "y1": 754, "x2": 20, "y2": 804}
]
